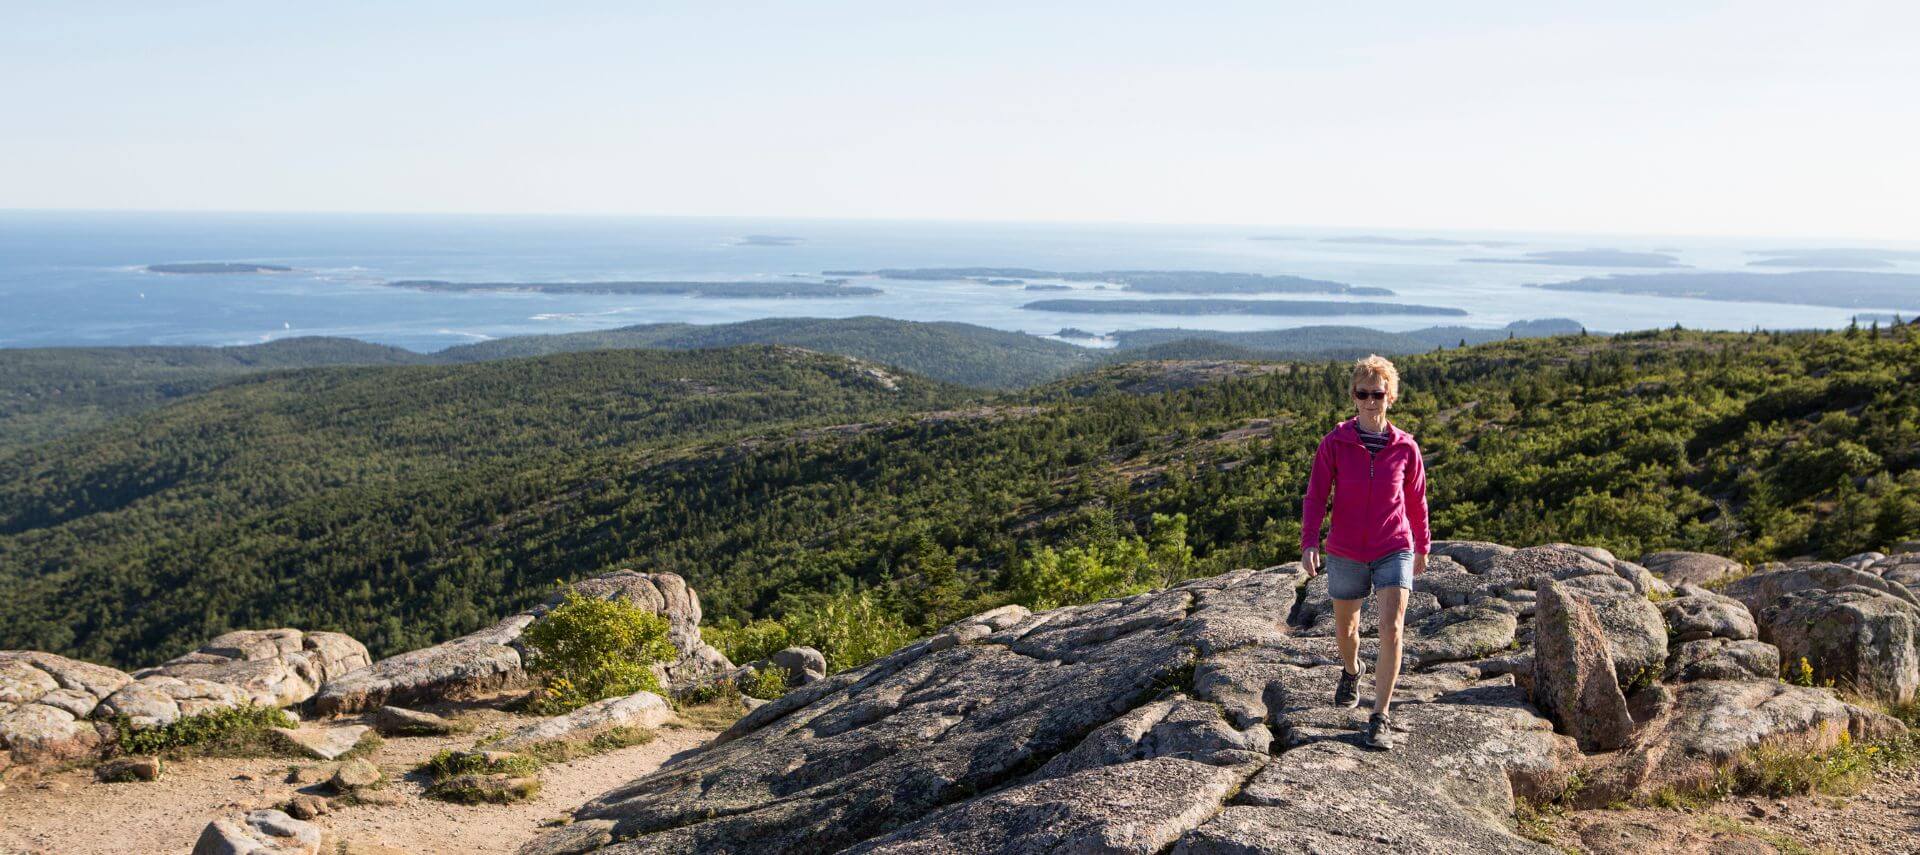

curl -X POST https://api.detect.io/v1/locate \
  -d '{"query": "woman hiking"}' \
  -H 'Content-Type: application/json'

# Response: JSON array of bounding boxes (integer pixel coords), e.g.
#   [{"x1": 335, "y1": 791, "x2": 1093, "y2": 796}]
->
[{"x1": 1299, "y1": 354, "x2": 1429, "y2": 750}]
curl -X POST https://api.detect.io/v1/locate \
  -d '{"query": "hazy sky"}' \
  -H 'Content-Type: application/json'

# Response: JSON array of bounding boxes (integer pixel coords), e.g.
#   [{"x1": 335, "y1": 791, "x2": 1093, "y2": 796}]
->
[{"x1": 3, "y1": 2, "x2": 1915, "y2": 239}]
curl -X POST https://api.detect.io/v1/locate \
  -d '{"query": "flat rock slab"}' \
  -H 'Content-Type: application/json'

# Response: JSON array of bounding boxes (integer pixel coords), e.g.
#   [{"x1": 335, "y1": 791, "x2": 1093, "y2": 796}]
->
[
  {"x1": 521, "y1": 567, "x2": 1577, "y2": 855},
  {"x1": 494, "y1": 690, "x2": 673, "y2": 751},
  {"x1": 273, "y1": 724, "x2": 371, "y2": 760}
]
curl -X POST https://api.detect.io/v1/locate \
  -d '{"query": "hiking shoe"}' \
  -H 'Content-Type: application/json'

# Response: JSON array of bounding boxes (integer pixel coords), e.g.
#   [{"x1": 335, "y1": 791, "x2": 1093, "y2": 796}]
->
[
  {"x1": 1333, "y1": 660, "x2": 1365, "y2": 708},
  {"x1": 1366, "y1": 711, "x2": 1396, "y2": 750}
]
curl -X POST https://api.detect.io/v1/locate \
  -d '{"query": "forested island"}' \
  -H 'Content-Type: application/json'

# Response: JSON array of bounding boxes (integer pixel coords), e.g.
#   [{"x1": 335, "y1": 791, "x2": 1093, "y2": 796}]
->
[
  {"x1": 1530, "y1": 270, "x2": 1920, "y2": 310},
  {"x1": 1109, "y1": 318, "x2": 1584, "y2": 354},
  {"x1": 1747, "y1": 248, "x2": 1920, "y2": 269},
  {"x1": 145, "y1": 262, "x2": 293, "y2": 274},
  {"x1": 1320, "y1": 235, "x2": 1520, "y2": 247},
  {"x1": 1022, "y1": 298, "x2": 1467, "y2": 316},
  {"x1": 383, "y1": 279, "x2": 880, "y2": 298},
  {"x1": 831, "y1": 268, "x2": 1391, "y2": 296},
  {"x1": 1466, "y1": 249, "x2": 1686, "y2": 268}
]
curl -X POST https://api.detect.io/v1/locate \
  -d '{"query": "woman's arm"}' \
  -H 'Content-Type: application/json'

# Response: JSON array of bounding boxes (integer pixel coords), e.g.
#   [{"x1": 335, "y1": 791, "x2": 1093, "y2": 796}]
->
[
  {"x1": 1300, "y1": 436, "x2": 1335, "y2": 558},
  {"x1": 1405, "y1": 443, "x2": 1430, "y2": 568}
]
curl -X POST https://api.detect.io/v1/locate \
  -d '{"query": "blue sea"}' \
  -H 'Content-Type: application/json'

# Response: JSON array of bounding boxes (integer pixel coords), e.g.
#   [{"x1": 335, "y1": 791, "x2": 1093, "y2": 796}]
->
[{"x1": 1, "y1": 210, "x2": 1911, "y2": 352}]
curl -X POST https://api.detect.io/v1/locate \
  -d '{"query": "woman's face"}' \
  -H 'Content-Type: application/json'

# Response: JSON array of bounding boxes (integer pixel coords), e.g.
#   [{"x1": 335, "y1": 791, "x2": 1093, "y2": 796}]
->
[{"x1": 1352, "y1": 376, "x2": 1393, "y2": 419}]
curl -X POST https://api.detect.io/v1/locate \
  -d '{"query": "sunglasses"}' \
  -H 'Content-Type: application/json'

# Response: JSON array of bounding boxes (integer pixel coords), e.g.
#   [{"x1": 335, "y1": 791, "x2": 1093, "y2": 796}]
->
[{"x1": 1352, "y1": 389, "x2": 1388, "y2": 401}]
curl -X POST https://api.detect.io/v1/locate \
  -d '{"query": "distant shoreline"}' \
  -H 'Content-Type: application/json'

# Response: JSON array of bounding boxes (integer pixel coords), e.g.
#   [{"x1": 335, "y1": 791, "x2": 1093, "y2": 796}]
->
[
  {"x1": 146, "y1": 262, "x2": 293, "y2": 274},
  {"x1": 382, "y1": 280, "x2": 881, "y2": 298},
  {"x1": 1021, "y1": 298, "x2": 1467, "y2": 316}
]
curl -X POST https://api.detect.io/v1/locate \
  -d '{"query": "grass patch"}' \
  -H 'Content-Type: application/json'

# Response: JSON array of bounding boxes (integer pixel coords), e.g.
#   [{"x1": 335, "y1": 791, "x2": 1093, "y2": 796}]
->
[
  {"x1": 673, "y1": 681, "x2": 750, "y2": 730},
  {"x1": 1697, "y1": 815, "x2": 1818, "y2": 855},
  {"x1": 740, "y1": 666, "x2": 791, "y2": 701},
  {"x1": 111, "y1": 704, "x2": 296, "y2": 758},
  {"x1": 522, "y1": 726, "x2": 657, "y2": 763},
  {"x1": 418, "y1": 749, "x2": 544, "y2": 804}
]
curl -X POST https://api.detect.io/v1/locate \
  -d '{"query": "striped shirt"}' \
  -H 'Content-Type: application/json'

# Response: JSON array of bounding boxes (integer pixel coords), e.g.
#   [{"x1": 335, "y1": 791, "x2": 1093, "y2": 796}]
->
[{"x1": 1355, "y1": 423, "x2": 1391, "y2": 455}]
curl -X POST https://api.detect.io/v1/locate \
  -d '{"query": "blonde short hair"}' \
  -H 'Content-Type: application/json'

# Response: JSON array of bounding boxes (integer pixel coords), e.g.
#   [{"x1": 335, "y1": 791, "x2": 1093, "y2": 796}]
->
[{"x1": 1351, "y1": 354, "x2": 1400, "y2": 400}]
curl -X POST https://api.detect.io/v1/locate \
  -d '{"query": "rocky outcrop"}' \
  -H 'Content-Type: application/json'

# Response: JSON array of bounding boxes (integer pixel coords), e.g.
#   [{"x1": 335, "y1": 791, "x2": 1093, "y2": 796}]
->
[
  {"x1": 99, "y1": 629, "x2": 369, "y2": 728},
  {"x1": 1530, "y1": 581, "x2": 1634, "y2": 752},
  {"x1": 523, "y1": 566, "x2": 1578, "y2": 854},
  {"x1": 1663, "y1": 639, "x2": 1779, "y2": 683},
  {"x1": 0, "y1": 651, "x2": 130, "y2": 767},
  {"x1": 316, "y1": 570, "x2": 732, "y2": 714},
  {"x1": 1723, "y1": 562, "x2": 1919, "y2": 616},
  {"x1": 1760, "y1": 587, "x2": 1920, "y2": 702}
]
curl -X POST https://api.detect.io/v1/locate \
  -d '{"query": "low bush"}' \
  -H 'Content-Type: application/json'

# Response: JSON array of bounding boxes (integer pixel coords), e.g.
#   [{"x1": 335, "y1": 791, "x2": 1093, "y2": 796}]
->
[
  {"x1": 740, "y1": 666, "x2": 791, "y2": 700},
  {"x1": 522, "y1": 589, "x2": 676, "y2": 715},
  {"x1": 112, "y1": 704, "x2": 294, "y2": 758}
]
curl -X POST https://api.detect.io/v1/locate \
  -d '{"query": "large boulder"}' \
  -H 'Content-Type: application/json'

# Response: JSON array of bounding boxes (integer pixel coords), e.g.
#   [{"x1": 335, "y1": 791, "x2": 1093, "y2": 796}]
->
[
  {"x1": 1759, "y1": 587, "x2": 1920, "y2": 703},
  {"x1": 1723, "y1": 562, "x2": 1918, "y2": 616},
  {"x1": 1427, "y1": 539, "x2": 1515, "y2": 574},
  {"x1": 1658, "y1": 585, "x2": 1757, "y2": 643},
  {"x1": 1663, "y1": 639, "x2": 1780, "y2": 683},
  {"x1": 1583, "y1": 679, "x2": 1903, "y2": 804},
  {"x1": 0, "y1": 651, "x2": 131, "y2": 767},
  {"x1": 1638, "y1": 551, "x2": 1745, "y2": 587},
  {"x1": 1530, "y1": 581, "x2": 1635, "y2": 752},
  {"x1": 314, "y1": 615, "x2": 532, "y2": 715},
  {"x1": 520, "y1": 567, "x2": 1576, "y2": 854},
  {"x1": 1582, "y1": 591, "x2": 1669, "y2": 689},
  {"x1": 317, "y1": 571, "x2": 732, "y2": 715},
  {"x1": 191, "y1": 809, "x2": 322, "y2": 855}
]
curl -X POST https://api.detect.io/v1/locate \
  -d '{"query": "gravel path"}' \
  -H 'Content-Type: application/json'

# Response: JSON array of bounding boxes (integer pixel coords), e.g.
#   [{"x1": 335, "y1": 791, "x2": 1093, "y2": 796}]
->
[{"x1": 0, "y1": 724, "x2": 715, "y2": 854}]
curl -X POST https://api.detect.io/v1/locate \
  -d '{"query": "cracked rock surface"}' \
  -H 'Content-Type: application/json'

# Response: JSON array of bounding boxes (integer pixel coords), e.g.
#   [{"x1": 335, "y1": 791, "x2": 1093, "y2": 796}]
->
[{"x1": 521, "y1": 565, "x2": 1577, "y2": 854}]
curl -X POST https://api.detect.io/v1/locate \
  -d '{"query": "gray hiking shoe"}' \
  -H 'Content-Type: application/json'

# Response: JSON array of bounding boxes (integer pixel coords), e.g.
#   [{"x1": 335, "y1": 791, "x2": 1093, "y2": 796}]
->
[
  {"x1": 1333, "y1": 660, "x2": 1364, "y2": 708},
  {"x1": 1366, "y1": 711, "x2": 1396, "y2": 750}
]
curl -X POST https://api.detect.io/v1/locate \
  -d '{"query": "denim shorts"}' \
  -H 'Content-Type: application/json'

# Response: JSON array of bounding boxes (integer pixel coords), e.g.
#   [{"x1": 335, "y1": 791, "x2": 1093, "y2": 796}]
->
[{"x1": 1325, "y1": 550, "x2": 1415, "y2": 600}]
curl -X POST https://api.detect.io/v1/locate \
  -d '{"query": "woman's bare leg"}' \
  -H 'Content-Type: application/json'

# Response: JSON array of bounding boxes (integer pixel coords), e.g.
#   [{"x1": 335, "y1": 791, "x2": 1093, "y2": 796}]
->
[
  {"x1": 1372, "y1": 586, "x2": 1408, "y2": 713},
  {"x1": 1333, "y1": 598, "x2": 1363, "y2": 674}
]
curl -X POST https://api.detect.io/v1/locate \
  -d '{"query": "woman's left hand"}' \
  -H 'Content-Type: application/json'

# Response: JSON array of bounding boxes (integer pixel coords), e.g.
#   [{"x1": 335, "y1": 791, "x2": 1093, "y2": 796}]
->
[{"x1": 1413, "y1": 553, "x2": 1427, "y2": 576}]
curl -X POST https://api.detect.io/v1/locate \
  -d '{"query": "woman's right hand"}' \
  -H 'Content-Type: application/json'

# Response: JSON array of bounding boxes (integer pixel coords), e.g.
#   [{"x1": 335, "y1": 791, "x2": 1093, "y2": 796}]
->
[{"x1": 1302, "y1": 547, "x2": 1322, "y2": 577}]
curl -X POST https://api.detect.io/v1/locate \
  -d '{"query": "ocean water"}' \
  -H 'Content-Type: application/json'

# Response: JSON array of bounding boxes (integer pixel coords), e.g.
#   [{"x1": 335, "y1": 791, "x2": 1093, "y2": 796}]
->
[{"x1": 0, "y1": 210, "x2": 1911, "y2": 352}]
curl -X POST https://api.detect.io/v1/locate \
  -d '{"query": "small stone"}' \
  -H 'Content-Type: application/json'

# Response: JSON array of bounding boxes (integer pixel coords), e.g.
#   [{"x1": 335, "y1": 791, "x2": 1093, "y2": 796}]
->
[
  {"x1": 330, "y1": 757, "x2": 381, "y2": 791},
  {"x1": 96, "y1": 755, "x2": 163, "y2": 782},
  {"x1": 235, "y1": 772, "x2": 256, "y2": 781},
  {"x1": 286, "y1": 793, "x2": 330, "y2": 820},
  {"x1": 287, "y1": 765, "x2": 331, "y2": 784}
]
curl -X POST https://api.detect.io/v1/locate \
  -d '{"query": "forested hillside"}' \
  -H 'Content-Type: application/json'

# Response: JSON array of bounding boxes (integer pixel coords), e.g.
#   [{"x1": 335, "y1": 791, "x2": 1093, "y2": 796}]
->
[
  {"x1": 2, "y1": 323, "x2": 1915, "y2": 671},
  {"x1": 0, "y1": 337, "x2": 427, "y2": 452}
]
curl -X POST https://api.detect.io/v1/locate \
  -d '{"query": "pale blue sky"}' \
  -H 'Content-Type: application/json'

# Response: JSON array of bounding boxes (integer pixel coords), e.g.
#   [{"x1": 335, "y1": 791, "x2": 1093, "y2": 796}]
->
[{"x1": 2, "y1": 2, "x2": 1915, "y2": 238}]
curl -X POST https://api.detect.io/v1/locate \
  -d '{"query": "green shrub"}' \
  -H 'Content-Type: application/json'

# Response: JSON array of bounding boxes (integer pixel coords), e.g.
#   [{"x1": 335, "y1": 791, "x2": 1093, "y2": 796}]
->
[
  {"x1": 740, "y1": 665, "x2": 790, "y2": 700},
  {"x1": 521, "y1": 589, "x2": 676, "y2": 715},
  {"x1": 112, "y1": 704, "x2": 294, "y2": 757},
  {"x1": 778, "y1": 590, "x2": 916, "y2": 673},
  {"x1": 702, "y1": 618, "x2": 792, "y2": 667}
]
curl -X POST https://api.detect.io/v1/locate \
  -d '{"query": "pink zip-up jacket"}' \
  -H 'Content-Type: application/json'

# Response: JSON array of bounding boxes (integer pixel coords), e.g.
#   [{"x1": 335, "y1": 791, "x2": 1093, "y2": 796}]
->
[{"x1": 1300, "y1": 418, "x2": 1430, "y2": 562}]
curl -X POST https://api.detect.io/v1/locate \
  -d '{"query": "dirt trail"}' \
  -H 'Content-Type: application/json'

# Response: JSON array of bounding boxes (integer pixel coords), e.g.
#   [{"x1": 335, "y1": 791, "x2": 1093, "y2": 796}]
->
[{"x1": 0, "y1": 724, "x2": 715, "y2": 855}]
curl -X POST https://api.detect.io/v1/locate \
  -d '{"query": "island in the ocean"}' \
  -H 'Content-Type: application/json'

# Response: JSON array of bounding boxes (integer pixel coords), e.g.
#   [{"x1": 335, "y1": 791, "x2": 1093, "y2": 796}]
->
[
  {"x1": 733, "y1": 235, "x2": 804, "y2": 247},
  {"x1": 1465, "y1": 249, "x2": 1686, "y2": 268},
  {"x1": 830, "y1": 268, "x2": 1392, "y2": 296},
  {"x1": 1528, "y1": 270, "x2": 1920, "y2": 310},
  {"x1": 1747, "y1": 248, "x2": 1920, "y2": 270},
  {"x1": 146, "y1": 262, "x2": 294, "y2": 274},
  {"x1": 383, "y1": 280, "x2": 880, "y2": 298},
  {"x1": 1320, "y1": 235, "x2": 1521, "y2": 248},
  {"x1": 1054, "y1": 327, "x2": 1101, "y2": 340},
  {"x1": 1024, "y1": 284, "x2": 1072, "y2": 291},
  {"x1": 1021, "y1": 298, "x2": 1467, "y2": 316},
  {"x1": 1109, "y1": 318, "x2": 1585, "y2": 353}
]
